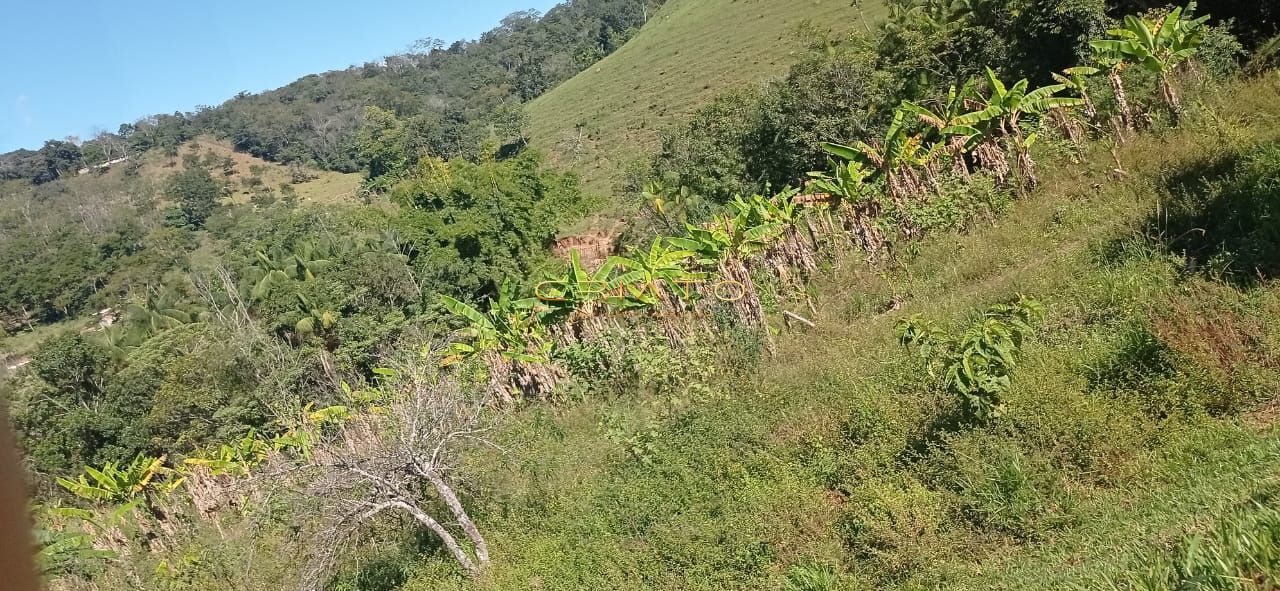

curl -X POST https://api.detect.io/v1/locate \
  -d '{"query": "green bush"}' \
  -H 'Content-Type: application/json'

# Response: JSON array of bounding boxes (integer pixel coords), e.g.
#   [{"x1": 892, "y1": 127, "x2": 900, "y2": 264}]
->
[{"x1": 942, "y1": 434, "x2": 1075, "y2": 540}]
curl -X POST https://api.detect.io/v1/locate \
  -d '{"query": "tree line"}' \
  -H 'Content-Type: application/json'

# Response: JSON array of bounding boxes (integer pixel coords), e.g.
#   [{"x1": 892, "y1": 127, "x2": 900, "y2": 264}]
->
[{"x1": 0, "y1": 0, "x2": 666, "y2": 186}]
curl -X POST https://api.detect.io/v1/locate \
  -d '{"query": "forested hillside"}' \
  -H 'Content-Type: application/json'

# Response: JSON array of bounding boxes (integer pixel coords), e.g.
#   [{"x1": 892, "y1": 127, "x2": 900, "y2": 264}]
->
[
  {"x1": 0, "y1": 0, "x2": 666, "y2": 182},
  {"x1": 4, "y1": 1, "x2": 1280, "y2": 590}
]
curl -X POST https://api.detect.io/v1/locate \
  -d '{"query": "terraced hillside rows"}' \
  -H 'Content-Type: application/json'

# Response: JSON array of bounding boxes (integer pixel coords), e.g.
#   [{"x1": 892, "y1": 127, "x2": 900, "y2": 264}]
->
[{"x1": 525, "y1": 0, "x2": 887, "y2": 199}]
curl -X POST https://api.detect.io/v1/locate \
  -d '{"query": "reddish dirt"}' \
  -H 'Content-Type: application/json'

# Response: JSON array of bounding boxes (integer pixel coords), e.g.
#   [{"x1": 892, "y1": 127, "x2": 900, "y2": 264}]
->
[{"x1": 552, "y1": 228, "x2": 621, "y2": 270}]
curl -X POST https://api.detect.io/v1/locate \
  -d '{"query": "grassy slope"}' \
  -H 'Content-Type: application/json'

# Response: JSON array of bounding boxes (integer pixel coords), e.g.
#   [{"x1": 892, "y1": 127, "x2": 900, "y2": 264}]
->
[
  {"x1": 396, "y1": 74, "x2": 1280, "y2": 589},
  {"x1": 135, "y1": 136, "x2": 364, "y2": 206},
  {"x1": 524, "y1": 0, "x2": 887, "y2": 204}
]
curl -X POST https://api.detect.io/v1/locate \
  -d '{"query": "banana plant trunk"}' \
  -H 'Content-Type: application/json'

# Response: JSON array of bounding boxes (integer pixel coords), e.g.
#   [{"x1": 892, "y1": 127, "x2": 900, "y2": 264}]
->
[
  {"x1": 1159, "y1": 74, "x2": 1182, "y2": 124},
  {"x1": 973, "y1": 140, "x2": 1011, "y2": 186},
  {"x1": 1051, "y1": 109, "x2": 1085, "y2": 148},
  {"x1": 718, "y1": 255, "x2": 774, "y2": 354},
  {"x1": 1109, "y1": 68, "x2": 1135, "y2": 132},
  {"x1": 482, "y1": 350, "x2": 516, "y2": 403}
]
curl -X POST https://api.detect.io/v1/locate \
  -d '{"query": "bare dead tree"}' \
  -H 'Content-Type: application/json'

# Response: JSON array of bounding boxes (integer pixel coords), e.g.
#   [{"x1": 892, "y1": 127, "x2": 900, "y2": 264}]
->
[{"x1": 297, "y1": 360, "x2": 495, "y2": 589}]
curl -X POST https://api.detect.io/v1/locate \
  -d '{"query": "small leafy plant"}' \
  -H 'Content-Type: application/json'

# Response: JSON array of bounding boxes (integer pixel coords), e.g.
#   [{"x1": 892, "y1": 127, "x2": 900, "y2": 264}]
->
[
  {"x1": 56, "y1": 454, "x2": 184, "y2": 504},
  {"x1": 896, "y1": 297, "x2": 1045, "y2": 421}
]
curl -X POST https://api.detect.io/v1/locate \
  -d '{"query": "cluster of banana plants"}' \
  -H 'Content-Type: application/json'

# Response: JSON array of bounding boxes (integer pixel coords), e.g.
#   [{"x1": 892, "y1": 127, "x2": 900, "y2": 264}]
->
[
  {"x1": 1090, "y1": 4, "x2": 1209, "y2": 127},
  {"x1": 49, "y1": 402, "x2": 364, "y2": 544},
  {"x1": 437, "y1": 189, "x2": 844, "y2": 399},
  {"x1": 440, "y1": 283, "x2": 563, "y2": 402},
  {"x1": 808, "y1": 4, "x2": 1210, "y2": 242},
  {"x1": 435, "y1": 4, "x2": 1212, "y2": 403},
  {"x1": 820, "y1": 65, "x2": 1083, "y2": 214}
]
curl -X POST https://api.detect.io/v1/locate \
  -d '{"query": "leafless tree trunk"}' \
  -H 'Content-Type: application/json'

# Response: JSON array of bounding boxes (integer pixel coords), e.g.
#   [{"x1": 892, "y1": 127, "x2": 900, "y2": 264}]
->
[{"x1": 293, "y1": 361, "x2": 495, "y2": 589}]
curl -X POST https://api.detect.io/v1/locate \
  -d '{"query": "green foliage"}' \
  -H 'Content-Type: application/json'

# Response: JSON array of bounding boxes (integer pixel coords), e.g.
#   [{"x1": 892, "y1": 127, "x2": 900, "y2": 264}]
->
[
  {"x1": 944, "y1": 434, "x2": 1075, "y2": 539},
  {"x1": 165, "y1": 165, "x2": 223, "y2": 229},
  {"x1": 1157, "y1": 142, "x2": 1280, "y2": 286},
  {"x1": 56, "y1": 454, "x2": 180, "y2": 504},
  {"x1": 183, "y1": 430, "x2": 269, "y2": 477},
  {"x1": 356, "y1": 106, "x2": 413, "y2": 189},
  {"x1": 897, "y1": 298, "x2": 1044, "y2": 421},
  {"x1": 389, "y1": 150, "x2": 586, "y2": 298},
  {"x1": 33, "y1": 522, "x2": 115, "y2": 578},
  {"x1": 1098, "y1": 497, "x2": 1280, "y2": 590},
  {"x1": 1090, "y1": 4, "x2": 1210, "y2": 114},
  {"x1": 1091, "y1": 5, "x2": 1209, "y2": 76},
  {"x1": 783, "y1": 563, "x2": 843, "y2": 591},
  {"x1": 184, "y1": 1, "x2": 664, "y2": 170},
  {"x1": 30, "y1": 333, "x2": 112, "y2": 395}
]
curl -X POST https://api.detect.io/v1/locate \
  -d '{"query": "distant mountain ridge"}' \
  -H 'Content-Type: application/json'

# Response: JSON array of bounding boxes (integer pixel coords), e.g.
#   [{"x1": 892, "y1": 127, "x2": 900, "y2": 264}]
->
[{"x1": 0, "y1": 0, "x2": 668, "y2": 183}]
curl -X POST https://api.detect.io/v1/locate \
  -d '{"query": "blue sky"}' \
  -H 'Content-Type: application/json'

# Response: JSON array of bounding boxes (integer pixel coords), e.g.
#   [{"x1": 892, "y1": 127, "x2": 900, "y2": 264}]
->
[{"x1": 0, "y1": 0, "x2": 561, "y2": 152}]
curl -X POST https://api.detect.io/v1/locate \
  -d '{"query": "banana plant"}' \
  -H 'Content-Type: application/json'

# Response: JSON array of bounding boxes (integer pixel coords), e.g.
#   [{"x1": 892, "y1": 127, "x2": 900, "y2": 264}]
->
[
  {"x1": 294, "y1": 293, "x2": 338, "y2": 337},
  {"x1": 94, "y1": 323, "x2": 144, "y2": 361},
  {"x1": 1090, "y1": 4, "x2": 1209, "y2": 119},
  {"x1": 883, "y1": 0, "x2": 988, "y2": 36},
  {"x1": 57, "y1": 454, "x2": 184, "y2": 505},
  {"x1": 954, "y1": 68, "x2": 1084, "y2": 187},
  {"x1": 731, "y1": 190, "x2": 819, "y2": 280},
  {"x1": 183, "y1": 430, "x2": 270, "y2": 477},
  {"x1": 440, "y1": 289, "x2": 548, "y2": 365},
  {"x1": 821, "y1": 107, "x2": 937, "y2": 212},
  {"x1": 535, "y1": 250, "x2": 626, "y2": 329},
  {"x1": 247, "y1": 242, "x2": 336, "y2": 301},
  {"x1": 125, "y1": 289, "x2": 196, "y2": 337},
  {"x1": 806, "y1": 159, "x2": 885, "y2": 253},
  {"x1": 674, "y1": 209, "x2": 779, "y2": 330},
  {"x1": 1090, "y1": 42, "x2": 1137, "y2": 132},
  {"x1": 610, "y1": 238, "x2": 700, "y2": 309},
  {"x1": 1052, "y1": 66, "x2": 1101, "y2": 121},
  {"x1": 666, "y1": 224, "x2": 732, "y2": 267},
  {"x1": 902, "y1": 79, "x2": 986, "y2": 178},
  {"x1": 33, "y1": 516, "x2": 117, "y2": 576},
  {"x1": 441, "y1": 287, "x2": 560, "y2": 401},
  {"x1": 643, "y1": 180, "x2": 702, "y2": 231}
]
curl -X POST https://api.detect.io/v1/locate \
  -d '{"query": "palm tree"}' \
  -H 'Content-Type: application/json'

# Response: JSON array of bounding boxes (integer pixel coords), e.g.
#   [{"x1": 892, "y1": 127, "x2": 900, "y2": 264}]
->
[{"x1": 1091, "y1": 5, "x2": 1209, "y2": 121}]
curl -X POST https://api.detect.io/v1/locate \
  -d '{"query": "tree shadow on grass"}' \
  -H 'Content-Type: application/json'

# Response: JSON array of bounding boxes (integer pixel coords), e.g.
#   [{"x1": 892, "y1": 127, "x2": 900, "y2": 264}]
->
[{"x1": 1140, "y1": 141, "x2": 1280, "y2": 288}]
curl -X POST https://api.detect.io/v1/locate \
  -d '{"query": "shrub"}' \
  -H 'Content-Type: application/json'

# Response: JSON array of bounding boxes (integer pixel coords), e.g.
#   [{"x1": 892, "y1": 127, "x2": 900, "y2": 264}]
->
[
  {"x1": 942, "y1": 434, "x2": 1075, "y2": 540},
  {"x1": 836, "y1": 474, "x2": 951, "y2": 582},
  {"x1": 897, "y1": 298, "x2": 1045, "y2": 422}
]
